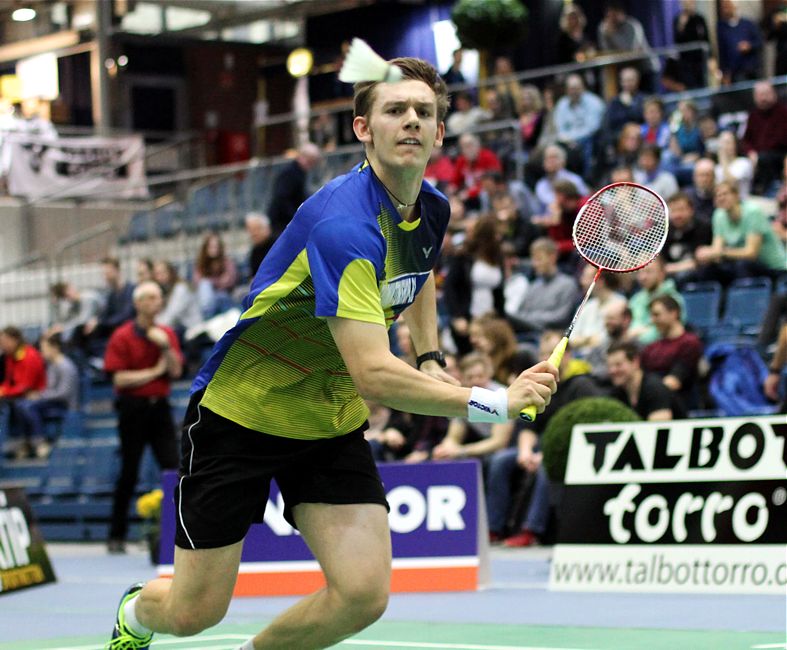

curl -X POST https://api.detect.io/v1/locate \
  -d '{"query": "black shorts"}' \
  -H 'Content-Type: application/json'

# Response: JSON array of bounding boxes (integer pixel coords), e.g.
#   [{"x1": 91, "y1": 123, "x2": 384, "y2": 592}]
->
[{"x1": 174, "y1": 391, "x2": 389, "y2": 549}]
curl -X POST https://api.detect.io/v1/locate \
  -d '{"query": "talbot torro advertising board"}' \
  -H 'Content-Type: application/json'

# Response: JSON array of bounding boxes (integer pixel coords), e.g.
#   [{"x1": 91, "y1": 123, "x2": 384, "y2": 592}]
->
[
  {"x1": 550, "y1": 415, "x2": 786, "y2": 594},
  {"x1": 0, "y1": 487, "x2": 56, "y2": 595}
]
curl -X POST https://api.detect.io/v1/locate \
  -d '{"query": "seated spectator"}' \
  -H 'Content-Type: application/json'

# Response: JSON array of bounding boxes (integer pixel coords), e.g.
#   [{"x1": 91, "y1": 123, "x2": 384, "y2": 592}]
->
[
  {"x1": 586, "y1": 302, "x2": 634, "y2": 380},
  {"x1": 136, "y1": 258, "x2": 154, "y2": 285},
  {"x1": 765, "y1": 3, "x2": 787, "y2": 77},
  {"x1": 445, "y1": 92, "x2": 490, "y2": 135},
  {"x1": 673, "y1": 0, "x2": 711, "y2": 89},
  {"x1": 695, "y1": 181, "x2": 787, "y2": 283},
  {"x1": 553, "y1": 74, "x2": 605, "y2": 178},
  {"x1": 10, "y1": 334, "x2": 79, "y2": 459},
  {"x1": 432, "y1": 352, "x2": 514, "y2": 461},
  {"x1": 532, "y1": 179, "x2": 586, "y2": 262},
  {"x1": 153, "y1": 260, "x2": 202, "y2": 336},
  {"x1": 556, "y1": 2, "x2": 596, "y2": 65},
  {"x1": 628, "y1": 256, "x2": 686, "y2": 345},
  {"x1": 606, "y1": 340, "x2": 683, "y2": 420},
  {"x1": 611, "y1": 123, "x2": 644, "y2": 171},
  {"x1": 641, "y1": 295, "x2": 703, "y2": 412},
  {"x1": 479, "y1": 170, "x2": 539, "y2": 221},
  {"x1": 741, "y1": 81, "x2": 787, "y2": 195},
  {"x1": 609, "y1": 165, "x2": 635, "y2": 184},
  {"x1": 685, "y1": 157, "x2": 717, "y2": 223},
  {"x1": 717, "y1": 0, "x2": 763, "y2": 84},
  {"x1": 665, "y1": 101, "x2": 704, "y2": 179},
  {"x1": 517, "y1": 84, "x2": 545, "y2": 151},
  {"x1": 451, "y1": 133, "x2": 502, "y2": 210},
  {"x1": 82, "y1": 256, "x2": 135, "y2": 360},
  {"x1": 443, "y1": 215, "x2": 505, "y2": 355},
  {"x1": 605, "y1": 67, "x2": 645, "y2": 138},
  {"x1": 506, "y1": 237, "x2": 578, "y2": 336},
  {"x1": 364, "y1": 400, "x2": 412, "y2": 463},
  {"x1": 245, "y1": 212, "x2": 275, "y2": 280},
  {"x1": 640, "y1": 97, "x2": 670, "y2": 151},
  {"x1": 571, "y1": 263, "x2": 627, "y2": 355},
  {"x1": 597, "y1": 0, "x2": 659, "y2": 92},
  {"x1": 698, "y1": 114, "x2": 721, "y2": 157},
  {"x1": 487, "y1": 329, "x2": 604, "y2": 546},
  {"x1": 424, "y1": 145, "x2": 456, "y2": 192},
  {"x1": 534, "y1": 144, "x2": 588, "y2": 212},
  {"x1": 491, "y1": 56, "x2": 521, "y2": 120},
  {"x1": 663, "y1": 191, "x2": 714, "y2": 287},
  {"x1": 193, "y1": 231, "x2": 239, "y2": 318},
  {"x1": 715, "y1": 130, "x2": 754, "y2": 198},
  {"x1": 0, "y1": 326, "x2": 46, "y2": 459},
  {"x1": 490, "y1": 190, "x2": 540, "y2": 260},
  {"x1": 774, "y1": 154, "x2": 787, "y2": 245},
  {"x1": 634, "y1": 144, "x2": 679, "y2": 200},
  {"x1": 468, "y1": 315, "x2": 534, "y2": 386},
  {"x1": 48, "y1": 281, "x2": 103, "y2": 347},
  {"x1": 764, "y1": 323, "x2": 787, "y2": 413}
]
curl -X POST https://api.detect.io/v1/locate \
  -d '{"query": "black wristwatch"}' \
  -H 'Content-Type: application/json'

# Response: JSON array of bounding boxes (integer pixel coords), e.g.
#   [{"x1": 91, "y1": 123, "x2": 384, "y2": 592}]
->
[{"x1": 416, "y1": 350, "x2": 447, "y2": 369}]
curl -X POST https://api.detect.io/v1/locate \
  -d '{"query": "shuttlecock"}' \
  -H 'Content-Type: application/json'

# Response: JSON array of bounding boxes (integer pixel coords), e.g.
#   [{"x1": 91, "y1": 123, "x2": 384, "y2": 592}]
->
[{"x1": 338, "y1": 38, "x2": 403, "y2": 83}]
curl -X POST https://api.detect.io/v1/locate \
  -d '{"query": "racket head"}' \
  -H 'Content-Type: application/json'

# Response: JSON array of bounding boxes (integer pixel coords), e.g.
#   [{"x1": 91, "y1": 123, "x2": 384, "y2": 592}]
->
[{"x1": 572, "y1": 182, "x2": 669, "y2": 274}]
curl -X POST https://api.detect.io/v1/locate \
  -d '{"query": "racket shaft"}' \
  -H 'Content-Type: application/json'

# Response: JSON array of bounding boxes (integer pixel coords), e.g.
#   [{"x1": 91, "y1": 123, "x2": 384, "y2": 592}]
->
[{"x1": 518, "y1": 270, "x2": 600, "y2": 422}]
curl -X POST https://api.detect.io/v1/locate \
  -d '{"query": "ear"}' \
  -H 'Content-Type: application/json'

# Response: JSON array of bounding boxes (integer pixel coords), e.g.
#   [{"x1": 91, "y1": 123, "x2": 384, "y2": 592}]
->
[
  {"x1": 353, "y1": 115, "x2": 372, "y2": 144},
  {"x1": 433, "y1": 121, "x2": 445, "y2": 148}
]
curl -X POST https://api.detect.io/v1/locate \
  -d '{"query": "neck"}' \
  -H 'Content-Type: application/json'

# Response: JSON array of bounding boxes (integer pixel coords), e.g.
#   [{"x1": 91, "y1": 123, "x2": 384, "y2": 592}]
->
[
  {"x1": 136, "y1": 314, "x2": 154, "y2": 330},
  {"x1": 368, "y1": 159, "x2": 422, "y2": 220},
  {"x1": 666, "y1": 322, "x2": 685, "y2": 339}
]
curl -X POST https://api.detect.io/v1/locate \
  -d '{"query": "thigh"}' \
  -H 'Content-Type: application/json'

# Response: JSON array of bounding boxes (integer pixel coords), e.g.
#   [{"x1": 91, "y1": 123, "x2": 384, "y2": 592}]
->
[
  {"x1": 169, "y1": 541, "x2": 243, "y2": 616},
  {"x1": 295, "y1": 502, "x2": 391, "y2": 594}
]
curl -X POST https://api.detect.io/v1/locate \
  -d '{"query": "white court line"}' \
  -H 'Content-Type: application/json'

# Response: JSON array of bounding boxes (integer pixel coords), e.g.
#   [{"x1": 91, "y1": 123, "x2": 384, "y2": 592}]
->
[
  {"x1": 751, "y1": 645, "x2": 787, "y2": 649},
  {"x1": 43, "y1": 637, "x2": 591, "y2": 650},
  {"x1": 340, "y1": 642, "x2": 592, "y2": 650}
]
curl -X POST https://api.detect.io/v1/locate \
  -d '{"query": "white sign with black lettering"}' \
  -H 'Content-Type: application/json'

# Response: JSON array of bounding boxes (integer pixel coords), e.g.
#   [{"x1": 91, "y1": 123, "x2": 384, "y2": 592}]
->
[{"x1": 549, "y1": 416, "x2": 787, "y2": 594}]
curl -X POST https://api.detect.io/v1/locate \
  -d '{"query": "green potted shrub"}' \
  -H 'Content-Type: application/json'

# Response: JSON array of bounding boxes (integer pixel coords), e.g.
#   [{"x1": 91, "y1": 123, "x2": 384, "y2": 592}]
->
[{"x1": 541, "y1": 396, "x2": 640, "y2": 524}]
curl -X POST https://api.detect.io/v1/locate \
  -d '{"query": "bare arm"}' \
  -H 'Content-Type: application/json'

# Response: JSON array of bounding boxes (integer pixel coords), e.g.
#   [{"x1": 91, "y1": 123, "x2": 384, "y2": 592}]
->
[
  {"x1": 113, "y1": 357, "x2": 166, "y2": 389},
  {"x1": 648, "y1": 408, "x2": 673, "y2": 421},
  {"x1": 327, "y1": 317, "x2": 557, "y2": 418},
  {"x1": 401, "y1": 272, "x2": 458, "y2": 384}
]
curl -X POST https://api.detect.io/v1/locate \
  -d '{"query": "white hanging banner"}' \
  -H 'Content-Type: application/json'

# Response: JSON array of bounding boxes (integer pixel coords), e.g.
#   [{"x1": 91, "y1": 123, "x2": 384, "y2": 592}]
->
[{"x1": 5, "y1": 133, "x2": 148, "y2": 200}]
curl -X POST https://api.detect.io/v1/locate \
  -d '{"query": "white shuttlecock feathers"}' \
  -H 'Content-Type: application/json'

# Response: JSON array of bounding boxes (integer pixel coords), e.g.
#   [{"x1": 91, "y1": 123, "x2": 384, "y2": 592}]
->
[{"x1": 338, "y1": 38, "x2": 403, "y2": 83}]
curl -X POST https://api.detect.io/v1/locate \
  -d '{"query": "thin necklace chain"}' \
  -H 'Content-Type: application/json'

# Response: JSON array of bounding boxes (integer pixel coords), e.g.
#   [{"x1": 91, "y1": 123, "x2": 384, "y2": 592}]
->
[{"x1": 368, "y1": 162, "x2": 418, "y2": 210}]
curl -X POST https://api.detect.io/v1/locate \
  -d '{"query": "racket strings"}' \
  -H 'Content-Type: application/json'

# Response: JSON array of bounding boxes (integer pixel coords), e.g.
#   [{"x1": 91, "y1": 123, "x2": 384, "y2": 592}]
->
[{"x1": 574, "y1": 184, "x2": 668, "y2": 272}]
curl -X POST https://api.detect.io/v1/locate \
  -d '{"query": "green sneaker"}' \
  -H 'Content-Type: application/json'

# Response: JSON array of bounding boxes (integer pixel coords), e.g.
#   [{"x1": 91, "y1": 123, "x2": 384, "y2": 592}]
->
[{"x1": 106, "y1": 582, "x2": 154, "y2": 649}]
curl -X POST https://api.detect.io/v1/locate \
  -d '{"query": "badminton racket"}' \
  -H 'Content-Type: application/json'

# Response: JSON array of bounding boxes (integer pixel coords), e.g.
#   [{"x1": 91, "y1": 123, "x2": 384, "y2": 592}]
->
[{"x1": 519, "y1": 182, "x2": 669, "y2": 421}]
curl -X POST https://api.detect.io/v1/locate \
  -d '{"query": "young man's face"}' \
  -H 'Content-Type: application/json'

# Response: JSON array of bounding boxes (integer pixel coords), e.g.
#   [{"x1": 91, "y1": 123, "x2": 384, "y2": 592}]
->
[
  {"x1": 649, "y1": 302, "x2": 675, "y2": 336},
  {"x1": 354, "y1": 79, "x2": 444, "y2": 172},
  {"x1": 461, "y1": 361, "x2": 492, "y2": 388},
  {"x1": 668, "y1": 198, "x2": 694, "y2": 229}
]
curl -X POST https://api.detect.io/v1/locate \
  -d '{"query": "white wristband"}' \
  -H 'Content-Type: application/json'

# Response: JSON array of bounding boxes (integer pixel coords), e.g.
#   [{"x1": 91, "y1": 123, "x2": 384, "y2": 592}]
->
[{"x1": 467, "y1": 386, "x2": 509, "y2": 424}]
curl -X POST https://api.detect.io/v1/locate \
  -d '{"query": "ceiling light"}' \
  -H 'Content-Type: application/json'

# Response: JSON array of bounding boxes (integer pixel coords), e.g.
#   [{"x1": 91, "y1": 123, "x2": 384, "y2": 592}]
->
[
  {"x1": 12, "y1": 7, "x2": 36, "y2": 22},
  {"x1": 287, "y1": 48, "x2": 313, "y2": 78}
]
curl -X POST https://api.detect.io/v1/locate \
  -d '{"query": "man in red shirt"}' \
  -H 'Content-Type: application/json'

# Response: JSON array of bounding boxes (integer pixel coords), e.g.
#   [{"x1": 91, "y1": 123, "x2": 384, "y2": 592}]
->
[
  {"x1": 451, "y1": 133, "x2": 501, "y2": 209},
  {"x1": 742, "y1": 81, "x2": 787, "y2": 194},
  {"x1": 641, "y1": 294, "x2": 703, "y2": 414},
  {"x1": 0, "y1": 326, "x2": 46, "y2": 459},
  {"x1": 103, "y1": 281, "x2": 183, "y2": 554}
]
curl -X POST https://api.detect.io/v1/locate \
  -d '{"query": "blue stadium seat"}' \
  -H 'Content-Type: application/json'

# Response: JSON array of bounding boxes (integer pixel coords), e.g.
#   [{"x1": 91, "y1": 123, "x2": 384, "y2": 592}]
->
[
  {"x1": 721, "y1": 277, "x2": 773, "y2": 334},
  {"x1": 80, "y1": 444, "x2": 120, "y2": 496},
  {"x1": 153, "y1": 206, "x2": 182, "y2": 239},
  {"x1": 122, "y1": 211, "x2": 151, "y2": 244},
  {"x1": 682, "y1": 281, "x2": 722, "y2": 332},
  {"x1": 776, "y1": 274, "x2": 787, "y2": 296}
]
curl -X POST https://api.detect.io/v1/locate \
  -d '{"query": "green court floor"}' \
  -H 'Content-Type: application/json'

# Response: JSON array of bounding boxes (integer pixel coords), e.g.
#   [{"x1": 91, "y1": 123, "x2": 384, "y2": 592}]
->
[{"x1": 1, "y1": 620, "x2": 784, "y2": 650}]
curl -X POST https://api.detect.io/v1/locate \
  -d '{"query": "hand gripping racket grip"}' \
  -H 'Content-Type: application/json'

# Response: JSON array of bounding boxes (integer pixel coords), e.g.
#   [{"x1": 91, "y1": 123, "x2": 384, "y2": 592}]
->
[{"x1": 519, "y1": 337, "x2": 568, "y2": 422}]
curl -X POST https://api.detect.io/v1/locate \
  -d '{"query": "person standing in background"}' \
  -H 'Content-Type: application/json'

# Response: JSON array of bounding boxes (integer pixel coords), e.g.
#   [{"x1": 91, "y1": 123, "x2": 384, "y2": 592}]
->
[
  {"x1": 103, "y1": 282, "x2": 182, "y2": 555},
  {"x1": 268, "y1": 142, "x2": 322, "y2": 236}
]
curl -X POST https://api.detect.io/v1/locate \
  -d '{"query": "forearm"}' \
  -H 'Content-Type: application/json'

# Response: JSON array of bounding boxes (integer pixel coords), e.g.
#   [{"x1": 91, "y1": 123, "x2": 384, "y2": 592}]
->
[
  {"x1": 402, "y1": 273, "x2": 440, "y2": 355},
  {"x1": 113, "y1": 365, "x2": 163, "y2": 389},
  {"x1": 162, "y1": 347, "x2": 182, "y2": 379},
  {"x1": 358, "y1": 354, "x2": 471, "y2": 418}
]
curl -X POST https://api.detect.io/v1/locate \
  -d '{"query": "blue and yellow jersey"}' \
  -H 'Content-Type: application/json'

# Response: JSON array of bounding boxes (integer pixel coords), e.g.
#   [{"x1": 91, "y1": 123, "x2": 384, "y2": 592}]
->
[{"x1": 192, "y1": 161, "x2": 450, "y2": 439}]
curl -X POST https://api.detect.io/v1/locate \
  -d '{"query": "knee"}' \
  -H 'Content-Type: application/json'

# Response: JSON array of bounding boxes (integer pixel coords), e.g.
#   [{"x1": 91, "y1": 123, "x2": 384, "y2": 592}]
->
[
  {"x1": 168, "y1": 604, "x2": 226, "y2": 637},
  {"x1": 333, "y1": 580, "x2": 389, "y2": 630}
]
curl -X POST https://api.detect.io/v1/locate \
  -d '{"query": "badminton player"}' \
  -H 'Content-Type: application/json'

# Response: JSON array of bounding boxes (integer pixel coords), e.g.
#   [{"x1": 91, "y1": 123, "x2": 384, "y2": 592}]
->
[{"x1": 106, "y1": 55, "x2": 558, "y2": 650}]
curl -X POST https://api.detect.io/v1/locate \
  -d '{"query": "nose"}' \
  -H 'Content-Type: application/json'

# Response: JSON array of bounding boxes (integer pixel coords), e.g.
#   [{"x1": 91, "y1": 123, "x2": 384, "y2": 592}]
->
[{"x1": 403, "y1": 106, "x2": 420, "y2": 129}]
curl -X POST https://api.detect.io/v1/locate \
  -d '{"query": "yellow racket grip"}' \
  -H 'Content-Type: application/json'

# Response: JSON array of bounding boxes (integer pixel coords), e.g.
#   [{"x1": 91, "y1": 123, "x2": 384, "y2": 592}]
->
[{"x1": 519, "y1": 336, "x2": 568, "y2": 422}]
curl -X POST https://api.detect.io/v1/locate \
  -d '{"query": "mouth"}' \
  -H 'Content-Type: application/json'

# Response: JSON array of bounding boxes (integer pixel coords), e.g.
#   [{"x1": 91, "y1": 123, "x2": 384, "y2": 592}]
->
[{"x1": 397, "y1": 138, "x2": 421, "y2": 147}]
